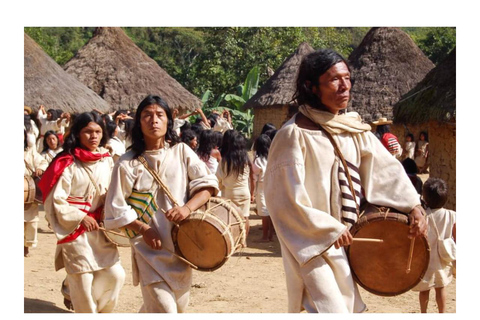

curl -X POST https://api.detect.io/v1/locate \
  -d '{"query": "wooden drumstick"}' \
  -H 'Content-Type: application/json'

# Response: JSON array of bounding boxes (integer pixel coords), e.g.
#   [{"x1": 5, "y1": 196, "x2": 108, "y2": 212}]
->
[
  {"x1": 99, "y1": 227, "x2": 126, "y2": 238},
  {"x1": 406, "y1": 237, "x2": 415, "y2": 273},
  {"x1": 352, "y1": 238, "x2": 384, "y2": 243}
]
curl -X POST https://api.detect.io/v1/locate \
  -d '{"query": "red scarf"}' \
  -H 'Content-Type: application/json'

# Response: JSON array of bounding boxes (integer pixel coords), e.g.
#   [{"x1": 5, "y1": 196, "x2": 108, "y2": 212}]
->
[
  {"x1": 38, "y1": 148, "x2": 110, "y2": 203},
  {"x1": 38, "y1": 148, "x2": 110, "y2": 244}
]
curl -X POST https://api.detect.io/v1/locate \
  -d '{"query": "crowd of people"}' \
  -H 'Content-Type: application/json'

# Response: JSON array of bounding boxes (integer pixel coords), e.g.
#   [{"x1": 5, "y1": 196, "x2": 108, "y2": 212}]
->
[{"x1": 24, "y1": 48, "x2": 455, "y2": 314}]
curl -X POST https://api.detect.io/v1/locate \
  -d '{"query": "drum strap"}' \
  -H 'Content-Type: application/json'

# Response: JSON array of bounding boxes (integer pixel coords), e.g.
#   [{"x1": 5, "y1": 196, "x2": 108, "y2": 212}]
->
[
  {"x1": 137, "y1": 155, "x2": 179, "y2": 207},
  {"x1": 24, "y1": 159, "x2": 35, "y2": 176},
  {"x1": 317, "y1": 124, "x2": 360, "y2": 217}
]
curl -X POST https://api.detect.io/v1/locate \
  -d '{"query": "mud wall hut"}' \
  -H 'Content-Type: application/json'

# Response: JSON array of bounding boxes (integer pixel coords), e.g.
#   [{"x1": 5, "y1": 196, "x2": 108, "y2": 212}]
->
[
  {"x1": 24, "y1": 33, "x2": 110, "y2": 114},
  {"x1": 64, "y1": 27, "x2": 201, "y2": 114},
  {"x1": 244, "y1": 42, "x2": 314, "y2": 139},
  {"x1": 348, "y1": 27, "x2": 435, "y2": 124},
  {"x1": 394, "y1": 48, "x2": 456, "y2": 210}
]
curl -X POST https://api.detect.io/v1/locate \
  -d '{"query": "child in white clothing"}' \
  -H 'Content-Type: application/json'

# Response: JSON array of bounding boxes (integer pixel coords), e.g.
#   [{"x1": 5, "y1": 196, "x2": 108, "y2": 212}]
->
[{"x1": 413, "y1": 177, "x2": 456, "y2": 313}]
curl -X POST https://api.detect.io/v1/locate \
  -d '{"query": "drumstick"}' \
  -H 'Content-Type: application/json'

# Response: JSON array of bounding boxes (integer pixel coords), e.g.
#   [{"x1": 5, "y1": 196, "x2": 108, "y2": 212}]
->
[
  {"x1": 406, "y1": 237, "x2": 415, "y2": 274},
  {"x1": 99, "y1": 227, "x2": 126, "y2": 238},
  {"x1": 352, "y1": 238, "x2": 384, "y2": 243}
]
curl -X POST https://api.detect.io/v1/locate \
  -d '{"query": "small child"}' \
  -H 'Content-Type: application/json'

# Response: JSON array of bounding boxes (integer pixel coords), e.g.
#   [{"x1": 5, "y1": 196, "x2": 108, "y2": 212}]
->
[
  {"x1": 413, "y1": 178, "x2": 456, "y2": 313},
  {"x1": 251, "y1": 134, "x2": 273, "y2": 242},
  {"x1": 402, "y1": 133, "x2": 416, "y2": 160}
]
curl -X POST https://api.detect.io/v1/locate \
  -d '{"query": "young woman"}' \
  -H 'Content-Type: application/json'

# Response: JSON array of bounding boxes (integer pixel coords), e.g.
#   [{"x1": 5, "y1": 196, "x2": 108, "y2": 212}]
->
[
  {"x1": 251, "y1": 134, "x2": 273, "y2": 242},
  {"x1": 38, "y1": 112, "x2": 125, "y2": 313},
  {"x1": 196, "y1": 129, "x2": 222, "y2": 174},
  {"x1": 104, "y1": 95, "x2": 218, "y2": 313},
  {"x1": 24, "y1": 130, "x2": 48, "y2": 257},
  {"x1": 216, "y1": 129, "x2": 253, "y2": 236},
  {"x1": 41, "y1": 130, "x2": 63, "y2": 164}
]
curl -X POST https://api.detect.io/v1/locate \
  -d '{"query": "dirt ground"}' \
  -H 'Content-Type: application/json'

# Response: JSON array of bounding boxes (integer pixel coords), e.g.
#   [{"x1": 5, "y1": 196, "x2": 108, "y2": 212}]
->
[{"x1": 24, "y1": 189, "x2": 456, "y2": 314}]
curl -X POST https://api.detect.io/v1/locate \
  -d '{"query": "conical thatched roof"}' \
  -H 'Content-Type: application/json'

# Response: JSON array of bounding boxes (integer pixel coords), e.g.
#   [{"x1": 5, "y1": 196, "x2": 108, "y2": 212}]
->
[
  {"x1": 24, "y1": 33, "x2": 110, "y2": 113},
  {"x1": 348, "y1": 27, "x2": 435, "y2": 123},
  {"x1": 393, "y1": 48, "x2": 456, "y2": 124},
  {"x1": 244, "y1": 42, "x2": 314, "y2": 110},
  {"x1": 64, "y1": 27, "x2": 202, "y2": 113}
]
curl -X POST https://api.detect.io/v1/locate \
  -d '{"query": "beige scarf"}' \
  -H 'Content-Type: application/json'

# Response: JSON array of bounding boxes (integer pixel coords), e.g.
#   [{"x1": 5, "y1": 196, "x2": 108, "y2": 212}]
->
[{"x1": 298, "y1": 105, "x2": 371, "y2": 134}]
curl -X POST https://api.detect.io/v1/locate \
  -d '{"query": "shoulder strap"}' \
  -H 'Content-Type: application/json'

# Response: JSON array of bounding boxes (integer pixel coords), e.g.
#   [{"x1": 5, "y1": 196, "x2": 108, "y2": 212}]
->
[
  {"x1": 137, "y1": 155, "x2": 179, "y2": 207},
  {"x1": 77, "y1": 160, "x2": 102, "y2": 196},
  {"x1": 317, "y1": 124, "x2": 360, "y2": 215},
  {"x1": 24, "y1": 158, "x2": 35, "y2": 176}
]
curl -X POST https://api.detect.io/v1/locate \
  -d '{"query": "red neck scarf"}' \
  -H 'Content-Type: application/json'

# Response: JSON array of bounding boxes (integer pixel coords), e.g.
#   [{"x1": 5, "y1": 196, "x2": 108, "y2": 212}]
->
[{"x1": 38, "y1": 148, "x2": 110, "y2": 203}]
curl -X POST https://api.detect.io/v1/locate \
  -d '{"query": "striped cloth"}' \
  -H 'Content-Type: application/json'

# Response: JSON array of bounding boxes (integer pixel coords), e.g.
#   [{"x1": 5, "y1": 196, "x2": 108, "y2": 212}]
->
[
  {"x1": 124, "y1": 190, "x2": 158, "y2": 238},
  {"x1": 338, "y1": 160, "x2": 363, "y2": 229},
  {"x1": 381, "y1": 133, "x2": 402, "y2": 156}
]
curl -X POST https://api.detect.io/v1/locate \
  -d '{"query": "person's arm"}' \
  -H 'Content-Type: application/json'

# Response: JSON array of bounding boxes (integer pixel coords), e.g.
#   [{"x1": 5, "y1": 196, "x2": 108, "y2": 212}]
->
[
  {"x1": 164, "y1": 187, "x2": 215, "y2": 223},
  {"x1": 196, "y1": 108, "x2": 211, "y2": 129}
]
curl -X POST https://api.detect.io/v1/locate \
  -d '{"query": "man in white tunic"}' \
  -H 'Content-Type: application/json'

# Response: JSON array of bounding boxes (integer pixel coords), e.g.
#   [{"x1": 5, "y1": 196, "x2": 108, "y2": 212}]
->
[
  {"x1": 264, "y1": 49, "x2": 427, "y2": 313},
  {"x1": 104, "y1": 95, "x2": 219, "y2": 313}
]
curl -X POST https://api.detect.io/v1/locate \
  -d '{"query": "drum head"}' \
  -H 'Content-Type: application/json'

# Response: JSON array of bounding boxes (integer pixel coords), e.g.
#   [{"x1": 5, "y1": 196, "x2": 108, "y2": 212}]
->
[
  {"x1": 347, "y1": 212, "x2": 430, "y2": 296},
  {"x1": 172, "y1": 214, "x2": 230, "y2": 271}
]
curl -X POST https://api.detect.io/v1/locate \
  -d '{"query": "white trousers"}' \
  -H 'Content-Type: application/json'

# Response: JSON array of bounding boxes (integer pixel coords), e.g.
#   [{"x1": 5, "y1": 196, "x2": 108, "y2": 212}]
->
[
  {"x1": 24, "y1": 221, "x2": 38, "y2": 247},
  {"x1": 139, "y1": 281, "x2": 190, "y2": 313},
  {"x1": 67, "y1": 262, "x2": 125, "y2": 313}
]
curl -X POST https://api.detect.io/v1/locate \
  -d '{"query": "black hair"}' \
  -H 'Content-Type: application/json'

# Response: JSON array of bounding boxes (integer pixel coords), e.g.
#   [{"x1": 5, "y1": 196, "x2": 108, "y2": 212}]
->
[
  {"x1": 47, "y1": 108, "x2": 60, "y2": 121},
  {"x1": 220, "y1": 130, "x2": 249, "y2": 178},
  {"x1": 181, "y1": 129, "x2": 198, "y2": 150},
  {"x1": 253, "y1": 134, "x2": 271, "y2": 160},
  {"x1": 260, "y1": 123, "x2": 276, "y2": 135},
  {"x1": 406, "y1": 133, "x2": 414, "y2": 141},
  {"x1": 213, "y1": 131, "x2": 223, "y2": 148},
  {"x1": 207, "y1": 113, "x2": 219, "y2": 128},
  {"x1": 197, "y1": 129, "x2": 219, "y2": 162},
  {"x1": 422, "y1": 177, "x2": 448, "y2": 209},
  {"x1": 190, "y1": 123, "x2": 205, "y2": 137},
  {"x1": 292, "y1": 49, "x2": 351, "y2": 110},
  {"x1": 130, "y1": 95, "x2": 180, "y2": 157},
  {"x1": 42, "y1": 130, "x2": 61, "y2": 153},
  {"x1": 123, "y1": 118, "x2": 135, "y2": 142},
  {"x1": 375, "y1": 124, "x2": 391, "y2": 138},
  {"x1": 62, "y1": 111, "x2": 108, "y2": 154},
  {"x1": 402, "y1": 158, "x2": 418, "y2": 175},
  {"x1": 24, "y1": 130, "x2": 28, "y2": 150},
  {"x1": 180, "y1": 121, "x2": 192, "y2": 133},
  {"x1": 105, "y1": 120, "x2": 118, "y2": 140},
  {"x1": 419, "y1": 131, "x2": 429, "y2": 142},
  {"x1": 24, "y1": 114, "x2": 32, "y2": 132},
  {"x1": 263, "y1": 129, "x2": 277, "y2": 142}
]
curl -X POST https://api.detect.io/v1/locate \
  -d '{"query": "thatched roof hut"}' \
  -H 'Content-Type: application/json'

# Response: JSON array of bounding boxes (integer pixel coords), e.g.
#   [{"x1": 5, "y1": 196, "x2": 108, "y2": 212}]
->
[
  {"x1": 24, "y1": 32, "x2": 110, "y2": 113},
  {"x1": 244, "y1": 42, "x2": 314, "y2": 110},
  {"x1": 63, "y1": 27, "x2": 202, "y2": 113},
  {"x1": 244, "y1": 42, "x2": 314, "y2": 138},
  {"x1": 348, "y1": 27, "x2": 435, "y2": 123},
  {"x1": 393, "y1": 48, "x2": 456, "y2": 124}
]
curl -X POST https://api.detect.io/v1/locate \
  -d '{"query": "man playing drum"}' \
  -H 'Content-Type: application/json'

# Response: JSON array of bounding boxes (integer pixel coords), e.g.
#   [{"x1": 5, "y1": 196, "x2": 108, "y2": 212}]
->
[
  {"x1": 104, "y1": 95, "x2": 219, "y2": 313},
  {"x1": 264, "y1": 49, "x2": 427, "y2": 313}
]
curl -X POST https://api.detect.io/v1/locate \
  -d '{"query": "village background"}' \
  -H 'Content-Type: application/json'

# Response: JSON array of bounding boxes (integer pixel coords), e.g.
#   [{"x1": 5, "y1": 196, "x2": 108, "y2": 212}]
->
[{"x1": 15, "y1": 1, "x2": 473, "y2": 316}]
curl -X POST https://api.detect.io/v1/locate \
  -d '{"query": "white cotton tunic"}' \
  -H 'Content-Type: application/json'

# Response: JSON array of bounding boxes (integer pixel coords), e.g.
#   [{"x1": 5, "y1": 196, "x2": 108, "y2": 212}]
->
[
  {"x1": 104, "y1": 143, "x2": 219, "y2": 291},
  {"x1": 252, "y1": 156, "x2": 269, "y2": 217},
  {"x1": 412, "y1": 208, "x2": 456, "y2": 291},
  {"x1": 43, "y1": 148, "x2": 120, "y2": 274},
  {"x1": 41, "y1": 147, "x2": 63, "y2": 164},
  {"x1": 216, "y1": 162, "x2": 251, "y2": 217},
  {"x1": 264, "y1": 114, "x2": 421, "y2": 313}
]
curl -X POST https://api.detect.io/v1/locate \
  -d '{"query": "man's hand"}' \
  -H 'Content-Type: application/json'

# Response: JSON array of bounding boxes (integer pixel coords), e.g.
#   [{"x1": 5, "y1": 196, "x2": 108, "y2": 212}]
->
[
  {"x1": 164, "y1": 206, "x2": 191, "y2": 223},
  {"x1": 408, "y1": 206, "x2": 427, "y2": 239},
  {"x1": 142, "y1": 227, "x2": 162, "y2": 250},
  {"x1": 334, "y1": 229, "x2": 353, "y2": 249}
]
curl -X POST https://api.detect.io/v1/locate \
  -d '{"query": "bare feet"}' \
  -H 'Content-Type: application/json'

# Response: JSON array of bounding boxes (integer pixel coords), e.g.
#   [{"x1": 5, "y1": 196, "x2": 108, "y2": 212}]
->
[{"x1": 24, "y1": 246, "x2": 30, "y2": 257}]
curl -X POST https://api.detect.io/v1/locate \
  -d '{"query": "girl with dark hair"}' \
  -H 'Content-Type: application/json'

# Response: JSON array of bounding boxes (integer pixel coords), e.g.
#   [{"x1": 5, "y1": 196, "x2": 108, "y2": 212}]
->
[
  {"x1": 24, "y1": 129, "x2": 48, "y2": 257},
  {"x1": 216, "y1": 129, "x2": 253, "y2": 236},
  {"x1": 180, "y1": 129, "x2": 198, "y2": 151},
  {"x1": 104, "y1": 94, "x2": 219, "y2": 313},
  {"x1": 196, "y1": 129, "x2": 222, "y2": 174},
  {"x1": 402, "y1": 133, "x2": 416, "y2": 160},
  {"x1": 105, "y1": 120, "x2": 126, "y2": 163},
  {"x1": 36, "y1": 105, "x2": 70, "y2": 152},
  {"x1": 251, "y1": 134, "x2": 273, "y2": 242},
  {"x1": 415, "y1": 131, "x2": 429, "y2": 173},
  {"x1": 260, "y1": 122, "x2": 276, "y2": 135},
  {"x1": 38, "y1": 111, "x2": 125, "y2": 313},
  {"x1": 41, "y1": 130, "x2": 63, "y2": 164},
  {"x1": 264, "y1": 48, "x2": 426, "y2": 313}
]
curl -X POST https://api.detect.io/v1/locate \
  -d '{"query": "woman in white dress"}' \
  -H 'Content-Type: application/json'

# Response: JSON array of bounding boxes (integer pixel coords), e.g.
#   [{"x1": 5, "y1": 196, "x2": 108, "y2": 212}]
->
[
  {"x1": 197, "y1": 129, "x2": 222, "y2": 174},
  {"x1": 251, "y1": 134, "x2": 273, "y2": 242},
  {"x1": 39, "y1": 112, "x2": 125, "y2": 313},
  {"x1": 216, "y1": 129, "x2": 253, "y2": 237},
  {"x1": 40, "y1": 130, "x2": 64, "y2": 164}
]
